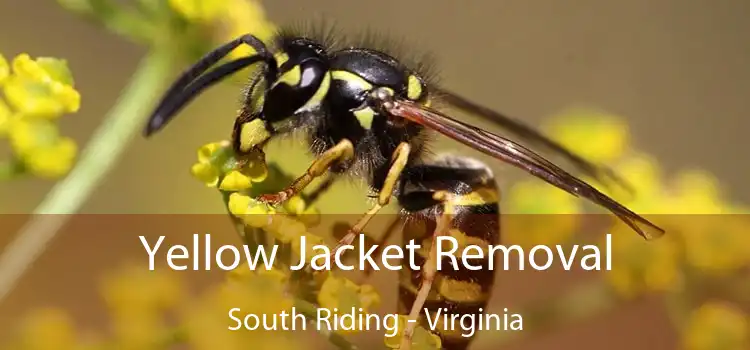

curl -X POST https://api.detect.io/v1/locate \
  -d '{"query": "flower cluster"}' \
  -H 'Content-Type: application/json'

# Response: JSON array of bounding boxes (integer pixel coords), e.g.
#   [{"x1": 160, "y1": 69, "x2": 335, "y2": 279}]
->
[
  {"x1": 168, "y1": 0, "x2": 278, "y2": 54},
  {"x1": 3, "y1": 308, "x2": 88, "y2": 350},
  {"x1": 0, "y1": 53, "x2": 80, "y2": 179},
  {"x1": 1, "y1": 264, "x2": 305, "y2": 350},
  {"x1": 183, "y1": 268, "x2": 301, "y2": 350},
  {"x1": 190, "y1": 140, "x2": 268, "y2": 191},
  {"x1": 187, "y1": 137, "x2": 441, "y2": 349},
  {"x1": 528, "y1": 107, "x2": 749, "y2": 347},
  {"x1": 502, "y1": 108, "x2": 636, "y2": 247},
  {"x1": 317, "y1": 274, "x2": 381, "y2": 323},
  {"x1": 503, "y1": 179, "x2": 582, "y2": 247},
  {"x1": 57, "y1": 0, "x2": 277, "y2": 73},
  {"x1": 502, "y1": 107, "x2": 750, "y2": 295},
  {"x1": 683, "y1": 301, "x2": 748, "y2": 350}
]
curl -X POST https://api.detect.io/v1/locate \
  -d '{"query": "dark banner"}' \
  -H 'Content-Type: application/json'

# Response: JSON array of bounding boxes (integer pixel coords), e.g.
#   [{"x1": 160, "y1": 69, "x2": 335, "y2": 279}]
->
[{"x1": 0, "y1": 214, "x2": 747, "y2": 350}]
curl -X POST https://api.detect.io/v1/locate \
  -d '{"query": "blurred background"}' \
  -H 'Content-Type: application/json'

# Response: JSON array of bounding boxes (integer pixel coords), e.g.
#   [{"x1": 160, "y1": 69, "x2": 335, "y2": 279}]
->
[{"x1": 0, "y1": 0, "x2": 748, "y2": 349}]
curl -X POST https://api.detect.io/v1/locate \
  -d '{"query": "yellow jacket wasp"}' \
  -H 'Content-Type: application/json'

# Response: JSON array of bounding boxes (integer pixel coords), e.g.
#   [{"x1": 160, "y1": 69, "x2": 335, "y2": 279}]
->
[{"x1": 144, "y1": 25, "x2": 665, "y2": 350}]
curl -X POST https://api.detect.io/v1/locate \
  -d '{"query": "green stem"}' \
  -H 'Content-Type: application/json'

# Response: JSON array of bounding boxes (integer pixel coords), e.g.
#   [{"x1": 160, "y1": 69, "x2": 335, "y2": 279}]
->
[{"x1": 0, "y1": 50, "x2": 174, "y2": 303}]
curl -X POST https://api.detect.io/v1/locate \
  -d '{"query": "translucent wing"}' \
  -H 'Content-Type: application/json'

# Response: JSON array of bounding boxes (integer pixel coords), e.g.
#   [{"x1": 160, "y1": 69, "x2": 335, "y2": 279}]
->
[
  {"x1": 383, "y1": 97, "x2": 665, "y2": 240},
  {"x1": 435, "y1": 87, "x2": 634, "y2": 194}
]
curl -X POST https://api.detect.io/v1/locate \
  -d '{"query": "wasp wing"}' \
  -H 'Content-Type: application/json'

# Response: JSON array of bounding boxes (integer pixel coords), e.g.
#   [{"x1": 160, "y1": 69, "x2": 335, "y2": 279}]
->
[
  {"x1": 434, "y1": 88, "x2": 633, "y2": 195},
  {"x1": 384, "y1": 98, "x2": 665, "y2": 240}
]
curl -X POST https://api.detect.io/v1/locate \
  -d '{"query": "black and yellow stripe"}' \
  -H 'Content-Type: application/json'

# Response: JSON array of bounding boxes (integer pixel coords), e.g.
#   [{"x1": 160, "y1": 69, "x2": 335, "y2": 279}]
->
[{"x1": 396, "y1": 156, "x2": 500, "y2": 350}]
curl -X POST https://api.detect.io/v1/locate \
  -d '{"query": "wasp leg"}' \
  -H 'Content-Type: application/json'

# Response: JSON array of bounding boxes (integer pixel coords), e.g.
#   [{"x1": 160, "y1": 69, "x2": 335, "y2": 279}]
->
[
  {"x1": 359, "y1": 217, "x2": 402, "y2": 281},
  {"x1": 333, "y1": 216, "x2": 402, "y2": 284},
  {"x1": 329, "y1": 142, "x2": 411, "y2": 254},
  {"x1": 258, "y1": 139, "x2": 355, "y2": 205},
  {"x1": 399, "y1": 191, "x2": 455, "y2": 350},
  {"x1": 301, "y1": 173, "x2": 340, "y2": 208}
]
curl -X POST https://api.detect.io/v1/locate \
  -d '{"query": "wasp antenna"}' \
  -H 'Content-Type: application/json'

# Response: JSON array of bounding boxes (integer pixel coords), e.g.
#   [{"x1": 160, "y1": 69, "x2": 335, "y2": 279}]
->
[
  {"x1": 144, "y1": 34, "x2": 276, "y2": 137},
  {"x1": 144, "y1": 56, "x2": 268, "y2": 137}
]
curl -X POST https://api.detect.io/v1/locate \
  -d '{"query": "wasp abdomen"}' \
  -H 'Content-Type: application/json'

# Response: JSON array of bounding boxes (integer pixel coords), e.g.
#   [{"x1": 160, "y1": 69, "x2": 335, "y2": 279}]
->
[{"x1": 397, "y1": 155, "x2": 500, "y2": 350}]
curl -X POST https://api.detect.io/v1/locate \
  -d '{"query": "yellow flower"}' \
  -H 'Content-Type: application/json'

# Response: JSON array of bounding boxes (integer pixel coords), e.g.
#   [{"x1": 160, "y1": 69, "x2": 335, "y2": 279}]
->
[
  {"x1": 99, "y1": 265, "x2": 185, "y2": 349},
  {"x1": 219, "y1": 170, "x2": 253, "y2": 191},
  {"x1": 383, "y1": 315, "x2": 442, "y2": 350},
  {"x1": 0, "y1": 98, "x2": 12, "y2": 135},
  {"x1": 197, "y1": 141, "x2": 227, "y2": 163},
  {"x1": 0, "y1": 53, "x2": 80, "y2": 180},
  {"x1": 7, "y1": 117, "x2": 56, "y2": 155},
  {"x1": 604, "y1": 225, "x2": 683, "y2": 298},
  {"x1": 296, "y1": 206, "x2": 321, "y2": 227},
  {"x1": 193, "y1": 141, "x2": 306, "y2": 234},
  {"x1": 22, "y1": 136, "x2": 77, "y2": 178},
  {"x1": 267, "y1": 214, "x2": 308, "y2": 243},
  {"x1": 611, "y1": 155, "x2": 729, "y2": 215},
  {"x1": 681, "y1": 214, "x2": 750, "y2": 274},
  {"x1": 317, "y1": 275, "x2": 380, "y2": 333},
  {"x1": 110, "y1": 308, "x2": 165, "y2": 350},
  {"x1": 600, "y1": 149, "x2": 750, "y2": 277},
  {"x1": 191, "y1": 162, "x2": 220, "y2": 186},
  {"x1": 223, "y1": 269, "x2": 294, "y2": 315},
  {"x1": 182, "y1": 268, "x2": 298, "y2": 350},
  {"x1": 504, "y1": 180, "x2": 581, "y2": 247},
  {"x1": 280, "y1": 194, "x2": 320, "y2": 226},
  {"x1": 507, "y1": 180, "x2": 582, "y2": 215},
  {"x1": 101, "y1": 264, "x2": 185, "y2": 313},
  {"x1": 7, "y1": 118, "x2": 78, "y2": 178},
  {"x1": 12, "y1": 54, "x2": 74, "y2": 84},
  {"x1": 0, "y1": 54, "x2": 8, "y2": 85},
  {"x1": 4, "y1": 54, "x2": 80, "y2": 118},
  {"x1": 616, "y1": 164, "x2": 746, "y2": 273},
  {"x1": 168, "y1": 0, "x2": 277, "y2": 60},
  {"x1": 683, "y1": 302, "x2": 748, "y2": 350},
  {"x1": 228, "y1": 192, "x2": 276, "y2": 227},
  {"x1": 230, "y1": 264, "x2": 289, "y2": 284},
  {"x1": 544, "y1": 108, "x2": 630, "y2": 163},
  {"x1": 191, "y1": 141, "x2": 268, "y2": 188},
  {"x1": 220, "y1": 0, "x2": 277, "y2": 59},
  {"x1": 168, "y1": 0, "x2": 227, "y2": 23},
  {"x1": 191, "y1": 141, "x2": 229, "y2": 187},
  {"x1": 666, "y1": 170, "x2": 725, "y2": 214},
  {"x1": 14, "y1": 308, "x2": 78, "y2": 350},
  {"x1": 228, "y1": 192, "x2": 253, "y2": 215},
  {"x1": 283, "y1": 195, "x2": 306, "y2": 215},
  {"x1": 606, "y1": 153, "x2": 666, "y2": 209}
]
